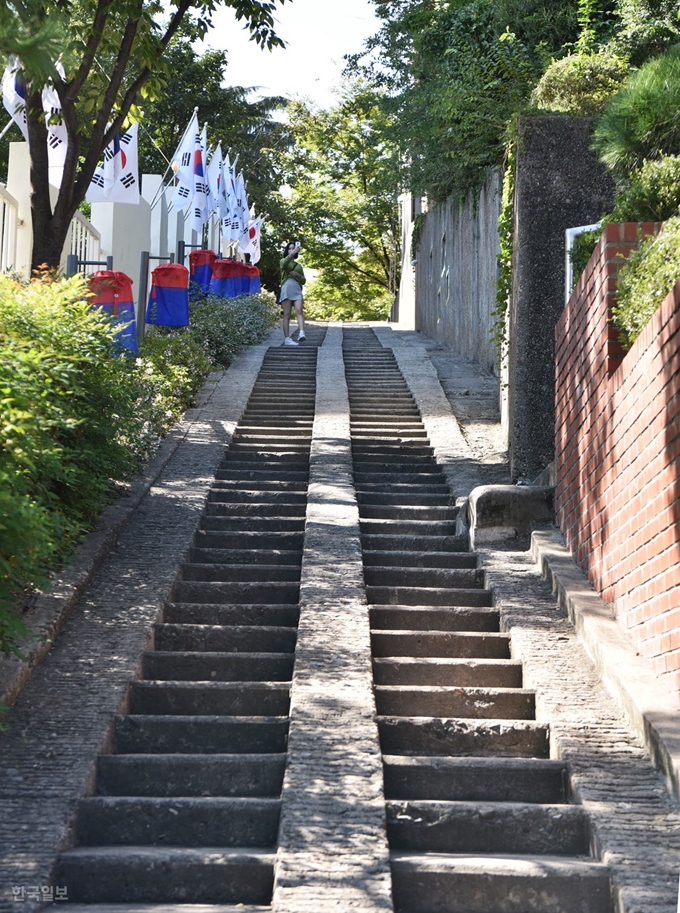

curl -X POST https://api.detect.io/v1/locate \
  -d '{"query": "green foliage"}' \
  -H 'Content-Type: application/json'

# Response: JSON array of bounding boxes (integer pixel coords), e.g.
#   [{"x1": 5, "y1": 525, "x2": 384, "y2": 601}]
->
[
  {"x1": 0, "y1": 276, "x2": 275, "y2": 657},
  {"x1": 353, "y1": 0, "x2": 581, "y2": 203},
  {"x1": 532, "y1": 50, "x2": 631, "y2": 115},
  {"x1": 0, "y1": 273, "x2": 140, "y2": 655},
  {"x1": 281, "y1": 84, "x2": 400, "y2": 320},
  {"x1": 185, "y1": 292, "x2": 279, "y2": 366},
  {"x1": 304, "y1": 266, "x2": 393, "y2": 323},
  {"x1": 405, "y1": 2, "x2": 540, "y2": 201},
  {"x1": 613, "y1": 215, "x2": 679, "y2": 348},
  {"x1": 569, "y1": 229, "x2": 602, "y2": 289},
  {"x1": 492, "y1": 142, "x2": 517, "y2": 370},
  {"x1": 609, "y1": 154, "x2": 680, "y2": 221},
  {"x1": 593, "y1": 46, "x2": 680, "y2": 181}
]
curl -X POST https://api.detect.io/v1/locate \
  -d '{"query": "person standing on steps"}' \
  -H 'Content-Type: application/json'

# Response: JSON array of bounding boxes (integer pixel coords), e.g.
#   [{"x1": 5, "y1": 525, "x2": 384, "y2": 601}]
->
[{"x1": 280, "y1": 240, "x2": 306, "y2": 346}]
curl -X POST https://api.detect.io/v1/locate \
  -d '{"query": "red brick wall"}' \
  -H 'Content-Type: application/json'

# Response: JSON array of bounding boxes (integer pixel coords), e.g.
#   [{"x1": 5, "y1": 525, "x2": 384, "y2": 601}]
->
[{"x1": 555, "y1": 222, "x2": 680, "y2": 693}]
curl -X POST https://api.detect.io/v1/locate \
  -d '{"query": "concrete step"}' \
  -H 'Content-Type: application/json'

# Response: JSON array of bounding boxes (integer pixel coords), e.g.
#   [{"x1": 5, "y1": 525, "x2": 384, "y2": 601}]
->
[
  {"x1": 353, "y1": 455, "x2": 439, "y2": 467},
  {"x1": 382, "y1": 756, "x2": 569, "y2": 803},
  {"x1": 352, "y1": 429, "x2": 429, "y2": 439},
  {"x1": 162, "y1": 604, "x2": 300, "y2": 627},
  {"x1": 369, "y1": 606, "x2": 498, "y2": 632},
  {"x1": 142, "y1": 652, "x2": 294, "y2": 682},
  {"x1": 374, "y1": 686, "x2": 535, "y2": 719},
  {"x1": 200, "y1": 517, "x2": 305, "y2": 533},
  {"x1": 361, "y1": 534, "x2": 469, "y2": 553},
  {"x1": 153, "y1": 623, "x2": 297, "y2": 653},
  {"x1": 367, "y1": 586, "x2": 492, "y2": 607},
  {"x1": 360, "y1": 506, "x2": 457, "y2": 521},
  {"x1": 355, "y1": 472, "x2": 446, "y2": 484},
  {"x1": 113, "y1": 715, "x2": 289, "y2": 754},
  {"x1": 357, "y1": 496, "x2": 455, "y2": 510},
  {"x1": 220, "y1": 451, "x2": 310, "y2": 464},
  {"x1": 49, "y1": 905, "x2": 270, "y2": 913},
  {"x1": 128, "y1": 682, "x2": 290, "y2": 716},
  {"x1": 214, "y1": 466, "x2": 309, "y2": 480},
  {"x1": 96, "y1": 753, "x2": 286, "y2": 797},
  {"x1": 361, "y1": 521, "x2": 459, "y2": 537},
  {"x1": 389, "y1": 853, "x2": 613, "y2": 913},
  {"x1": 172, "y1": 580, "x2": 300, "y2": 604},
  {"x1": 356, "y1": 484, "x2": 451, "y2": 496},
  {"x1": 180, "y1": 564, "x2": 301, "y2": 583},
  {"x1": 229, "y1": 442, "x2": 311, "y2": 453},
  {"x1": 204, "y1": 503, "x2": 306, "y2": 518},
  {"x1": 189, "y1": 547, "x2": 302, "y2": 566},
  {"x1": 364, "y1": 567, "x2": 483, "y2": 588},
  {"x1": 207, "y1": 490, "x2": 307, "y2": 504},
  {"x1": 363, "y1": 551, "x2": 476, "y2": 569},
  {"x1": 210, "y1": 479, "x2": 307, "y2": 490},
  {"x1": 55, "y1": 846, "x2": 275, "y2": 904},
  {"x1": 373, "y1": 658, "x2": 522, "y2": 687},
  {"x1": 386, "y1": 799, "x2": 589, "y2": 855},
  {"x1": 378, "y1": 717, "x2": 550, "y2": 758},
  {"x1": 192, "y1": 531, "x2": 304, "y2": 551},
  {"x1": 75, "y1": 797, "x2": 281, "y2": 847},
  {"x1": 352, "y1": 444, "x2": 434, "y2": 456},
  {"x1": 372, "y1": 631, "x2": 508, "y2": 658}
]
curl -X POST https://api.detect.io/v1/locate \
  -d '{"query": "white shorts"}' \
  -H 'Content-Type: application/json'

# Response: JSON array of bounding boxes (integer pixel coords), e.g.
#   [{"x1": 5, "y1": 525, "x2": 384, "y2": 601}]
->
[{"x1": 279, "y1": 277, "x2": 304, "y2": 303}]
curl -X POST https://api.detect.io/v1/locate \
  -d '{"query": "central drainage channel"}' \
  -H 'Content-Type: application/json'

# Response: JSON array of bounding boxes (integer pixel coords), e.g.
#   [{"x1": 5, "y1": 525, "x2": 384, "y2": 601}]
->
[{"x1": 342, "y1": 326, "x2": 613, "y2": 913}]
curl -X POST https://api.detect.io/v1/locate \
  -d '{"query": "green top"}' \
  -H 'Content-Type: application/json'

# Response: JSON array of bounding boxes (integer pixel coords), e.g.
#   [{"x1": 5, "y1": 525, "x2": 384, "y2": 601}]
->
[{"x1": 280, "y1": 255, "x2": 306, "y2": 288}]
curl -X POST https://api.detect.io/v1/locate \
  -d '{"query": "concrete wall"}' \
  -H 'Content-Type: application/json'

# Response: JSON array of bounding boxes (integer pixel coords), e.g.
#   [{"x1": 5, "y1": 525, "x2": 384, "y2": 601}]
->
[
  {"x1": 555, "y1": 222, "x2": 680, "y2": 694},
  {"x1": 413, "y1": 171, "x2": 502, "y2": 374},
  {"x1": 91, "y1": 197, "x2": 151, "y2": 290},
  {"x1": 508, "y1": 116, "x2": 615, "y2": 480}
]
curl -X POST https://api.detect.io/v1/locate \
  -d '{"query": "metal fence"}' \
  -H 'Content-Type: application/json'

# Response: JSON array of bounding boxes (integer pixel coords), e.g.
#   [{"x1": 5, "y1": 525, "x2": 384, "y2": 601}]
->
[{"x1": 69, "y1": 211, "x2": 102, "y2": 276}]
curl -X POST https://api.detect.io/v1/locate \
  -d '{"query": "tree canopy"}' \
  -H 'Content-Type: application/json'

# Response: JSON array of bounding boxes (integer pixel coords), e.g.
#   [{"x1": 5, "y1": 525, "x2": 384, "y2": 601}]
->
[
  {"x1": 279, "y1": 84, "x2": 400, "y2": 321},
  {"x1": 1, "y1": 0, "x2": 290, "y2": 270}
]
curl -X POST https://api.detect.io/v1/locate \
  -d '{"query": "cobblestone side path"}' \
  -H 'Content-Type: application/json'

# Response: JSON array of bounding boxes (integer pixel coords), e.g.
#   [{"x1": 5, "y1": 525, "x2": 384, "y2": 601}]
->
[
  {"x1": 272, "y1": 324, "x2": 393, "y2": 912},
  {"x1": 0, "y1": 339, "x2": 274, "y2": 913}
]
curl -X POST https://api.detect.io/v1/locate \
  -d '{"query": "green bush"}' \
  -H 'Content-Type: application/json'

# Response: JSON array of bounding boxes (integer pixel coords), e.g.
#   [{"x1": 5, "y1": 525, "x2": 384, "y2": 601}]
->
[
  {"x1": 0, "y1": 278, "x2": 276, "y2": 658},
  {"x1": 187, "y1": 292, "x2": 278, "y2": 366},
  {"x1": 569, "y1": 228, "x2": 602, "y2": 290},
  {"x1": 593, "y1": 45, "x2": 680, "y2": 180},
  {"x1": 609, "y1": 154, "x2": 680, "y2": 222},
  {"x1": 532, "y1": 50, "x2": 631, "y2": 115},
  {"x1": 613, "y1": 215, "x2": 679, "y2": 348}
]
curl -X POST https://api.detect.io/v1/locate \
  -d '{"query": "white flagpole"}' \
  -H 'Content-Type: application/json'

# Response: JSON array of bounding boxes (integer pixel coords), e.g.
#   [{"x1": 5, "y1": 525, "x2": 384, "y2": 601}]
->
[
  {"x1": 149, "y1": 106, "x2": 199, "y2": 211},
  {"x1": 0, "y1": 118, "x2": 15, "y2": 141}
]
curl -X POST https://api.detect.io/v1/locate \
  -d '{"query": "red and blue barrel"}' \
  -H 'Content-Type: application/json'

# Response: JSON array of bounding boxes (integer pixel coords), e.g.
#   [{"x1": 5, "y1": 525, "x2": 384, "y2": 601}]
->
[
  {"x1": 245, "y1": 263, "x2": 261, "y2": 295},
  {"x1": 146, "y1": 263, "x2": 190, "y2": 327},
  {"x1": 210, "y1": 259, "x2": 242, "y2": 299},
  {"x1": 88, "y1": 270, "x2": 138, "y2": 352},
  {"x1": 189, "y1": 249, "x2": 216, "y2": 295}
]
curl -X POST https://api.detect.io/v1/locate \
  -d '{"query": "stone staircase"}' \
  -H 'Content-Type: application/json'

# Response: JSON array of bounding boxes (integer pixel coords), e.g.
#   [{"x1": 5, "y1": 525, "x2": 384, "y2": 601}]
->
[
  {"x1": 54, "y1": 334, "x2": 325, "y2": 908},
  {"x1": 342, "y1": 327, "x2": 613, "y2": 913}
]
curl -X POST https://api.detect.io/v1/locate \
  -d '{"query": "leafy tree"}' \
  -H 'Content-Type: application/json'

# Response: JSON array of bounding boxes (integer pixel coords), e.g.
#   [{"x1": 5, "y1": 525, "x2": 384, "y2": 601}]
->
[
  {"x1": 4, "y1": 0, "x2": 289, "y2": 272},
  {"x1": 350, "y1": 0, "x2": 581, "y2": 202},
  {"x1": 280, "y1": 85, "x2": 400, "y2": 320}
]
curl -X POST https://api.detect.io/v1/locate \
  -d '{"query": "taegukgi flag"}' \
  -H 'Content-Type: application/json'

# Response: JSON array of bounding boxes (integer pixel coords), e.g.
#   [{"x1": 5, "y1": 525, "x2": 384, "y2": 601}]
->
[{"x1": 86, "y1": 123, "x2": 140, "y2": 204}]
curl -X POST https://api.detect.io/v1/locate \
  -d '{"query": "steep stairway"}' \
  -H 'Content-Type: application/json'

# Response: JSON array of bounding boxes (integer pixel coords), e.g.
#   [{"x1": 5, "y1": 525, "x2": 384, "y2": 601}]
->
[
  {"x1": 342, "y1": 326, "x2": 613, "y2": 913},
  {"x1": 55, "y1": 338, "x2": 323, "y2": 909}
]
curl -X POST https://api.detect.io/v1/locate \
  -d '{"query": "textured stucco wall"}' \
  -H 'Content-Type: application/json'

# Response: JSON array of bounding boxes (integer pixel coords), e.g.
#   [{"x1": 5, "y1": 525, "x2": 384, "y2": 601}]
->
[
  {"x1": 414, "y1": 171, "x2": 502, "y2": 374},
  {"x1": 508, "y1": 116, "x2": 615, "y2": 480}
]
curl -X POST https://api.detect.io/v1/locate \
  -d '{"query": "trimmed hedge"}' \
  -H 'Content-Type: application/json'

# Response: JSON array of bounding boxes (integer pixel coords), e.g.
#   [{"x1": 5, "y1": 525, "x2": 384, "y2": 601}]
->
[
  {"x1": 613, "y1": 215, "x2": 680, "y2": 349},
  {"x1": 0, "y1": 277, "x2": 276, "y2": 657}
]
